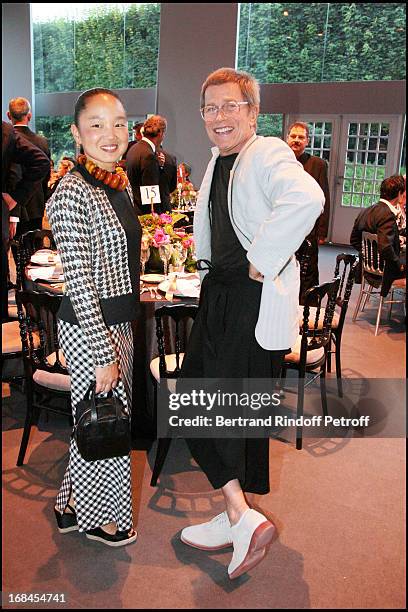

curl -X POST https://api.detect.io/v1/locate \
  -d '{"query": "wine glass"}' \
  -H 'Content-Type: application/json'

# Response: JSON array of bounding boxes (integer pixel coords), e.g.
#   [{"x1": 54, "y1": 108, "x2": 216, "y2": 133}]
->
[
  {"x1": 172, "y1": 243, "x2": 188, "y2": 273},
  {"x1": 158, "y1": 243, "x2": 173, "y2": 277},
  {"x1": 140, "y1": 244, "x2": 150, "y2": 277}
]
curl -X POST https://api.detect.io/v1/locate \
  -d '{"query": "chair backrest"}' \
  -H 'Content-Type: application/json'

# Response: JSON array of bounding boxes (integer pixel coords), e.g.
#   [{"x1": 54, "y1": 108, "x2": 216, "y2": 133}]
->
[
  {"x1": 154, "y1": 304, "x2": 198, "y2": 378},
  {"x1": 17, "y1": 229, "x2": 56, "y2": 289},
  {"x1": 333, "y1": 253, "x2": 358, "y2": 331},
  {"x1": 299, "y1": 277, "x2": 341, "y2": 365},
  {"x1": 15, "y1": 290, "x2": 68, "y2": 379},
  {"x1": 295, "y1": 239, "x2": 312, "y2": 284},
  {"x1": 361, "y1": 232, "x2": 384, "y2": 276}
]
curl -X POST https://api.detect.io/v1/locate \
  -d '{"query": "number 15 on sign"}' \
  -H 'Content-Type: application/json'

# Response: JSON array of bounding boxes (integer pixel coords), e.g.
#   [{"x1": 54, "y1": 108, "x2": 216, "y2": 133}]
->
[{"x1": 140, "y1": 185, "x2": 161, "y2": 205}]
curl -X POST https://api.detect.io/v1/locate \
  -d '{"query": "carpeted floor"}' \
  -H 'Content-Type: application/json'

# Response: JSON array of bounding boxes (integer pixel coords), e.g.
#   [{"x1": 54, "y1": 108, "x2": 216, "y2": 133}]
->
[{"x1": 2, "y1": 245, "x2": 406, "y2": 609}]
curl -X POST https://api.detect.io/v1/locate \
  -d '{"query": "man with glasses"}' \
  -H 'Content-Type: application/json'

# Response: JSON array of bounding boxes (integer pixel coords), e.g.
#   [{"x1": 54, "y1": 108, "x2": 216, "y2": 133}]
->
[{"x1": 178, "y1": 68, "x2": 324, "y2": 579}]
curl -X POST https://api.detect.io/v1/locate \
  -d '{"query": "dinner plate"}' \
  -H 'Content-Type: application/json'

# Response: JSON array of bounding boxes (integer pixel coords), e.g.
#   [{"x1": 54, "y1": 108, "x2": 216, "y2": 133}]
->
[
  {"x1": 27, "y1": 266, "x2": 64, "y2": 282},
  {"x1": 158, "y1": 278, "x2": 200, "y2": 298},
  {"x1": 30, "y1": 250, "x2": 61, "y2": 266},
  {"x1": 140, "y1": 274, "x2": 165, "y2": 284}
]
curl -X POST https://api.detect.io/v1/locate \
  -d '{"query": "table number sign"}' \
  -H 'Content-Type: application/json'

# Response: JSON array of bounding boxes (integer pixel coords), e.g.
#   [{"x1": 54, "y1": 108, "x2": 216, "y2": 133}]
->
[{"x1": 140, "y1": 185, "x2": 161, "y2": 214}]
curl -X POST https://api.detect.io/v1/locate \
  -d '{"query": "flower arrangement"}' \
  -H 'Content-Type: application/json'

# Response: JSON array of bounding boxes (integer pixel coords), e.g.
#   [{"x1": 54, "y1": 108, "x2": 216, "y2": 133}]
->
[
  {"x1": 170, "y1": 163, "x2": 198, "y2": 209},
  {"x1": 170, "y1": 180, "x2": 198, "y2": 209},
  {"x1": 139, "y1": 212, "x2": 196, "y2": 273}
]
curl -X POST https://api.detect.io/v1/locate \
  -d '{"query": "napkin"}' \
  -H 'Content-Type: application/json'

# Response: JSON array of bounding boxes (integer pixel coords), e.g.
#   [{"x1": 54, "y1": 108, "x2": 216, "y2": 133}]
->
[{"x1": 175, "y1": 278, "x2": 200, "y2": 298}]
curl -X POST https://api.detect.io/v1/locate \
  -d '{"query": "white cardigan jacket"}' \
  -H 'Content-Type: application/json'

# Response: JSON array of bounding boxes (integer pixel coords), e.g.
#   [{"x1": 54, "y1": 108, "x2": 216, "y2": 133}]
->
[{"x1": 194, "y1": 134, "x2": 324, "y2": 350}]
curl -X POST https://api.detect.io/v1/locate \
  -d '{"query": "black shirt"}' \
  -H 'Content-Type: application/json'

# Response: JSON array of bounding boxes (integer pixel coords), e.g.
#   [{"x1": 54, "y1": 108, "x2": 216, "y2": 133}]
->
[
  {"x1": 58, "y1": 164, "x2": 142, "y2": 326},
  {"x1": 210, "y1": 153, "x2": 248, "y2": 272}
]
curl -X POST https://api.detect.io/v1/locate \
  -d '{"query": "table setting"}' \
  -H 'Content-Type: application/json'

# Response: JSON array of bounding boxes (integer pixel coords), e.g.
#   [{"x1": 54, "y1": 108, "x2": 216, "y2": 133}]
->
[{"x1": 25, "y1": 248, "x2": 65, "y2": 288}]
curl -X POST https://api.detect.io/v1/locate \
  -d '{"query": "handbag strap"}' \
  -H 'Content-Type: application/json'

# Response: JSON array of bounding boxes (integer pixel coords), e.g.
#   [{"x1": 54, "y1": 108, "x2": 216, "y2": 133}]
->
[{"x1": 85, "y1": 382, "x2": 124, "y2": 424}]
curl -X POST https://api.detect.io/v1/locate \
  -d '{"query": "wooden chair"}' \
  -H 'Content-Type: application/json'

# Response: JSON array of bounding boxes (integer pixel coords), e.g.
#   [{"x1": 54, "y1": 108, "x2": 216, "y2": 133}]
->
[
  {"x1": 282, "y1": 276, "x2": 341, "y2": 450},
  {"x1": 15, "y1": 290, "x2": 71, "y2": 466},
  {"x1": 327, "y1": 254, "x2": 358, "y2": 396},
  {"x1": 149, "y1": 304, "x2": 198, "y2": 486},
  {"x1": 297, "y1": 254, "x2": 358, "y2": 397},
  {"x1": 352, "y1": 232, "x2": 406, "y2": 335}
]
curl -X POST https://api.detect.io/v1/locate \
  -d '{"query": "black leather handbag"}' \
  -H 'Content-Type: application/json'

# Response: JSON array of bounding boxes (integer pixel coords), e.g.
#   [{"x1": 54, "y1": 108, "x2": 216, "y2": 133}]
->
[{"x1": 73, "y1": 383, "x2": 131, "y2": 462}]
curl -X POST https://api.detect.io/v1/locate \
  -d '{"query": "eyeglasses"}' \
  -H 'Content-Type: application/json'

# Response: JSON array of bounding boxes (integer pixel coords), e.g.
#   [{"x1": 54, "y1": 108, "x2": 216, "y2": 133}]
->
[{"x1": 200, "y1": 101, "x2": 249, "y2": 122}]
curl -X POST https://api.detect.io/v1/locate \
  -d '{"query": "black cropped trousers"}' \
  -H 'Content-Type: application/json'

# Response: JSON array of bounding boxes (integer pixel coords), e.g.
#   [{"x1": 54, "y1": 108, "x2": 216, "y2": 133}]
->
[{"x1": 180, "y1": 267, "x2": 288, "y2": 495}]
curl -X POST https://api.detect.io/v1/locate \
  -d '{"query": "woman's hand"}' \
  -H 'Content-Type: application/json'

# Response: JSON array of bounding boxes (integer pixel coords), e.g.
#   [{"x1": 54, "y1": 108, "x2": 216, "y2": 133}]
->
[
  {"x1": 249, "y1": 263, "x2": 264, "y2": 283},
  {"x1": 95, "y1": 363, "x2": 120, "y2": 394}
]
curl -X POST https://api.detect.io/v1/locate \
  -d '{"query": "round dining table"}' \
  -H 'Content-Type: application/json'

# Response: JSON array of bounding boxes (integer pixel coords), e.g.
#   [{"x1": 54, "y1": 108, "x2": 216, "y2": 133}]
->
[{"x1": 24, "y1": 256, "x2": 199, "y2": 450}]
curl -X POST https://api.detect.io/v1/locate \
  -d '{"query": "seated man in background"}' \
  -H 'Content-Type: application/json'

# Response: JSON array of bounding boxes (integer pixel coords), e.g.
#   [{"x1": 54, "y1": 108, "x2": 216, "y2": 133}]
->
[{"x1": 350, "y1": 174, "x2": 406, "y2": 297}]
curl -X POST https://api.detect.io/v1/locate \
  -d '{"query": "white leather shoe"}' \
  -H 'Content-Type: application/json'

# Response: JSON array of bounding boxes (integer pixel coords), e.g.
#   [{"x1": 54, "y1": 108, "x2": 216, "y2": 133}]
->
[
  {"x1": 180, "y1": 512, "x2": 233, "y2": 550},
  {"x1": 228, "y1": 509, "x2": 275, "y2": 580}
]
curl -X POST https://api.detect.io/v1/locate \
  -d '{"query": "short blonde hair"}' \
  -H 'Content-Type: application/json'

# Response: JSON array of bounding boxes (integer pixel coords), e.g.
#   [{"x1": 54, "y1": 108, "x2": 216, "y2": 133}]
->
[{"x1": 200, "y1": 67, "x2": 260, "y2": 110}]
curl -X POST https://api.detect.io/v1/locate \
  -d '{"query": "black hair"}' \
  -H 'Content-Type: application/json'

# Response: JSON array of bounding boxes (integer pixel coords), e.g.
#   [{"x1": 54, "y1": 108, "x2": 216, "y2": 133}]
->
[{"x1": 74, "y1": 88, "x2": 124, "y2": 127}]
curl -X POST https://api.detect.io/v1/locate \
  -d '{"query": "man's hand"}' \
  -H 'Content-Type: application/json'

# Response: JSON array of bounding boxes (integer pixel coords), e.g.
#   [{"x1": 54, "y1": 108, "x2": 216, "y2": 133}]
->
[
  {"x1": 9, "y1": 221, "x2": 17, "y2": 239},
  {"x1": 2, "y1": 192, "x2": 17, "y2": 211},
  {"x1": 249, "y1": 263, "x2": 264, "y2": 283},
  {"x1": 95, "y1": 362, "x2": 120, "y2": 394},
  {"x1": 157, "y1": 151, "x2": 165, "y2": 169}
]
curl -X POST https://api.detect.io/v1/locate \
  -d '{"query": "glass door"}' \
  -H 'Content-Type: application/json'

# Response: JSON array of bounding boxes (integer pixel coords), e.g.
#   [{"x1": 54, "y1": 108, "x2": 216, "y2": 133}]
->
[
  {"x1": 284, "y1": 114, "x2": 404, "y2": 244},
  {"x1": 284, "y1": 114, "x2": 341, "y2": 242},
  {"x1": 331, "y1": 115, "x2": 403, "y2": 244}
]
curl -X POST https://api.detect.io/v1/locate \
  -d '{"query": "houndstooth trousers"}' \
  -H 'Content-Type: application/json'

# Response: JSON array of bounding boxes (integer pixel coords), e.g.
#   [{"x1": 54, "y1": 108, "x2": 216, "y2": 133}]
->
[{"x1": 56, "y1": 320, "x2": 134, "y2": 533}]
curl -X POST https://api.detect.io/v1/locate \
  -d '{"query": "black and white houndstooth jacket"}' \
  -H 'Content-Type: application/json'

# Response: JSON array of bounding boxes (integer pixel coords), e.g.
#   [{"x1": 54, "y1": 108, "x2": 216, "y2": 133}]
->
[{"x1": 46, "y1": 173, "x2": 136, "y2": 368}]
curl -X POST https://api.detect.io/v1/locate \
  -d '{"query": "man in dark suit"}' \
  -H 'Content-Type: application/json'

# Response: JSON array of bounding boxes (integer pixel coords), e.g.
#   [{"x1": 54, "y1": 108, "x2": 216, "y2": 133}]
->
[
  {"x1": 287, "y1": 121, "x2": 331, "y2": 302},
  {"x1": 126, "y1": 115, "x2": 176, "y2": 214},
  {"x1": 124, "y1": 121, "x2": 144, "y2": 159},
  {"x1": 7, "y1": 97, "x2": 51, "y2": 234},
  {"x1": 350, "y1": 174, "x2": 406, "y2": 297},
  {"x1": 2, "y1": 121, "x2": 50, "y2": 319},
  {"x1": 157, "y1": 145, "x2": 177, "y2": 212}
]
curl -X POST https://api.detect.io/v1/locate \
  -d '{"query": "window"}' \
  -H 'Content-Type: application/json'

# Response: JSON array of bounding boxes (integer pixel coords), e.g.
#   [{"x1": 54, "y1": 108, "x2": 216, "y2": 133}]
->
[
  {"x1": 238, "y1": 3, "x2": 406, "y2": 84},
  {"x1": 32, "y1": 3, "x2": 161, "y2": 94},
  {"x1": 342, "y1": 122, "x2": 389, "y2": 208},
  {"x1": 257, "y1": 114, "x2": 283, "y2": 138},
  {"x1": 36, "y1": 116, "x2": 75, "y2": 164}
]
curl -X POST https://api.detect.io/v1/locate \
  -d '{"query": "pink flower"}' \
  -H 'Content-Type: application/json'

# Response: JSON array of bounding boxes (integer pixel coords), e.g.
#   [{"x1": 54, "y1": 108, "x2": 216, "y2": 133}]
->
[
  {"x1": 152, "y1": 228, "x2": 170, "y2": 247},
  {"x1": 175, "y1": 230, "x2": 186, "y2": 238},
  {"x1": 182, "y1": 236, "x2": 194, "y2": 249},
  {"x1": 159, "y1": 213, "x2": 173, "y2": 224}
]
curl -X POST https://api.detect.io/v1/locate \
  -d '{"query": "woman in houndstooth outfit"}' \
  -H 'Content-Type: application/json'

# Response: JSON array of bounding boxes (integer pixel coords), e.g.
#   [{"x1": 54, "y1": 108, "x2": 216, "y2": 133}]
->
[{"x1": 46, "y1": 88, "x2": 141, "y2": 547}]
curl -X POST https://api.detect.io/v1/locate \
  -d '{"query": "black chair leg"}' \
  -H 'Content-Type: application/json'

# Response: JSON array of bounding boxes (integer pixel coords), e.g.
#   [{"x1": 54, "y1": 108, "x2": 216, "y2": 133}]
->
[
  {"x1": 327, "y1": 336, "x2": 332, "y2": 373},
  {"x1": 295, "y1": 375, "x2": 305, "y2": 450},
  {"x1": 150, "y1": 438, "x2": 172, "y2": 486},
  {"x1": 320, "y1": 362, "x2": 328, "y2": 418},
  {"x1": 335, "y1": 338, "x2": 343, "y2": 398},
  {"x1": 17, "y1": 393, "x2": 34, "y2": 466}
]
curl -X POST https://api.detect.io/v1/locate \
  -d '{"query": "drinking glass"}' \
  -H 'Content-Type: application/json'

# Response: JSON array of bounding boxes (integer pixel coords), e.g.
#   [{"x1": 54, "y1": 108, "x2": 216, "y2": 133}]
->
[
  {"x1": 158, "y1": 243, "x2": 173, "y2": 277},
  {"x1": 172, "y1": 243, "x2": 188, "y2": 272},
  {"x1": 140, "y1": 245, "x2": 150, "y2": 277}
]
